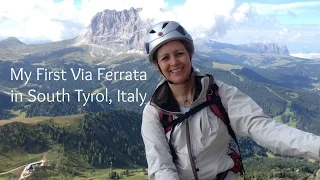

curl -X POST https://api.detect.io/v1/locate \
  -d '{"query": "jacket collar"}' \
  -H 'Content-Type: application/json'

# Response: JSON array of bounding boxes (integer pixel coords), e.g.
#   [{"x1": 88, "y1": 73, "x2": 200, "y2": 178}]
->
[{"x1": 150, "y1": 71, "x2": 213, "y2": 115}]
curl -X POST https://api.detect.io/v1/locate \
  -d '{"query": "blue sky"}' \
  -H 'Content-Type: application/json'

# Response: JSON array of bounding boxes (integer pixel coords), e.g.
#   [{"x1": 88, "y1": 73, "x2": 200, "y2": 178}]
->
[
  {"x1": 0, "y1": 0, "x2": 319, "y2": 58},
  {"x1": 165, "y1": 0, "x2": 186, "y2": 6}
]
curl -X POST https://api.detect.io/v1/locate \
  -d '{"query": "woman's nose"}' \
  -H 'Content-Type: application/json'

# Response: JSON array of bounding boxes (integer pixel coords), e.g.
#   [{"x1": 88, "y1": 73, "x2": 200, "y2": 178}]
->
[{"x1": 170, "y1": 55, "x2": 179, "y2": 65}]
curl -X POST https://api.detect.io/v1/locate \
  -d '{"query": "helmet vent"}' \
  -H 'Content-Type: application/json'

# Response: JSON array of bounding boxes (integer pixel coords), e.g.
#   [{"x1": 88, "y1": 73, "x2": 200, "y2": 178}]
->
[
  {"x1": 176, "y1": 25, "x2": 186, "y2": 36},
  {"x1": 162, "y1": 22, "x2": 169, "y2": 29},
  {"x1": 145, "y1": 43, "x2": 150, "y2": 53}
]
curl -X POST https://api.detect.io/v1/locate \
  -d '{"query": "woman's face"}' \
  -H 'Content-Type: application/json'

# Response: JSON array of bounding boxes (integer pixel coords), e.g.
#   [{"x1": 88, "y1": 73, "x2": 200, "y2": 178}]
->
[{"x1": 156, "y1": 40, "x2": 192, "y2": 84}]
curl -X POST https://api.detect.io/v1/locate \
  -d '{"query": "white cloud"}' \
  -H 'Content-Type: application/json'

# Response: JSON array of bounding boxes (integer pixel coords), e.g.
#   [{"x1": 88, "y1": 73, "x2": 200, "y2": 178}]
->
[
  {"x1": 141, "y1": 0, "x2": 255, "y2": 39},
  {"x1": 0, "y1": 0, "x2": 318, "y2": 55},
  {"x1": 275, "y1": 27, "x2": 302, "y2": 43},
  {"x1": 290, "y1": 53, "x2": 320, "y2": 59},
  {"x1": 233, "y1": 3, "x2": 252, "y2": 23},
  {"x1": 0, "y1": 0, "x2": 80, "y2": 42},
  {"x1": 288, "y1": 32, "x2": 301, "y2": 42},
  {"x1": 78, "y1": 0, "x2": 169, "y2": 26},
  {"x1": 0, "y1": 0, "x2": 255, "y2": 43},
  {"x1": 275, "y1": 27, "x2": 289, "y2": 41},
  {"x1": 252, "y1": 1, "x2": 320, "y2": 15}
]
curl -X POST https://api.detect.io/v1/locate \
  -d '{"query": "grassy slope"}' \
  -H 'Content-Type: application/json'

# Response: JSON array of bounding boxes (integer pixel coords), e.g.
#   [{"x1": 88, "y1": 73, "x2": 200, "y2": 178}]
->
[
  {"x1": 0, "y1": 48, "x2": 318, "y2": 179},
  {"x1": 0, "y1": 113, "x2": 84, "y2": 173},
  {"x1": 72, "y1": 168, "x2": 147, "y2": 180},
  {"x1": 0, "y1": 110, "x2": 148, "y2": 179},
  {"x1": 0, "y1": 111, "x2": 84, "y2": 127}
]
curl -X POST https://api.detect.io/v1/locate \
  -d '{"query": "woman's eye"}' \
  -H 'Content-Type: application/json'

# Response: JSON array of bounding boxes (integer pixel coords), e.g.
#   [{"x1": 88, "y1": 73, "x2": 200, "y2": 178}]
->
[
  {"x1": 177, "y1": 52, "x2": 184, "y2": 56},
  {"x1": 162, "y1": 56, "x2": 169, "y2": 61}
]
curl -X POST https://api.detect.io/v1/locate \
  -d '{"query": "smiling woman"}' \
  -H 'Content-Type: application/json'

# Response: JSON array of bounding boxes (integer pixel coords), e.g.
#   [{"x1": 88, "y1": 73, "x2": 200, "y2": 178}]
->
[
  {"x1": 156, "y1": 41, "x2": 192, "y2": 85},
  {"x1": 141, "y1": 20, "x2": 320, "y2": 180}
]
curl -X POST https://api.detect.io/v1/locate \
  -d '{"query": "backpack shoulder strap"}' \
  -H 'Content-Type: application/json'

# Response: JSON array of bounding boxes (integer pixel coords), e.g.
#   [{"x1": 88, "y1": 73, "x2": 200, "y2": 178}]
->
[
  {"x1": 207, "y1": 82, "x2": 245, "y2": 174},
  {"x1": 204, "y1": 75, "x2": 238, "y2": 145},
  {"x1": 157, "y1": 100, "x2": 211, "y2": 161},
  {"x1": 157, "y1": 111, "x2": 173, "y2": 134},
  {"x1": 157, "y1": 111, "x2": 177, "y2": 160}
]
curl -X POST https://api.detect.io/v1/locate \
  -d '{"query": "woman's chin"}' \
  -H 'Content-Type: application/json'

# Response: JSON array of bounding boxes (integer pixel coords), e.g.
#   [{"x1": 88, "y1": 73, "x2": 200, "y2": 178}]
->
[{"x1": 167, "y1": 77, "x2": 189, "y2": 84}]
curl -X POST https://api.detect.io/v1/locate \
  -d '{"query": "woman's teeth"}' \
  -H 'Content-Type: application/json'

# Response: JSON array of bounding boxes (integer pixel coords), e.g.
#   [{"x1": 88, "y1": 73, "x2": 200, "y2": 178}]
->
[{"x1": 171, "y1": 68, "x2": 182, "y2": 73}]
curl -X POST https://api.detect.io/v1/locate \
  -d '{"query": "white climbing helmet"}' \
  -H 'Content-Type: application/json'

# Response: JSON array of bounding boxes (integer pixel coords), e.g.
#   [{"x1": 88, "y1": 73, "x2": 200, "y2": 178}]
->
[{"x1": 144, "y1": 21, "x2": 194, "y2": 63}]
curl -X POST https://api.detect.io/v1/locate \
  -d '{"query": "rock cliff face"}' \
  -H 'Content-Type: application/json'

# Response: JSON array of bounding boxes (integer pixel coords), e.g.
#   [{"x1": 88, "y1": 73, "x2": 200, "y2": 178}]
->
[
  {"x1": 194, "y1": 39, "x2": 290, "y2": 55},
  {"x1": 242, "y1": 43, "x2": 289, "y2": 55},
  {"x1": 308, "y1": 169, "x2": 320, "y2": 180},
  {"x1": 76, "y1": 7, "x2": 150, "y2": 56},
  {"x1": 76, "y1": 7, "x2": 290, "y2": 57}
]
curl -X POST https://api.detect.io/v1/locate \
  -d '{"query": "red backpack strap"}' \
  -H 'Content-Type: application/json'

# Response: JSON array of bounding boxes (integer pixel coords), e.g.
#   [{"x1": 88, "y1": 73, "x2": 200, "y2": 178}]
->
[
  {"x1": 206, "y1": 82, "x2": 245, "y2": 175},
  {"x1": 207, "y1": 90, "x2": 224, "y2": 122},
  {"x1": 157, "y1": 110, "x2": 177, "y2": 160},
  {"x1": 229, "y1": 147, "x2": 244, "y2": 173},
  {"x1": 157, "y1": 111, "x2": 173, "y2": 134}
]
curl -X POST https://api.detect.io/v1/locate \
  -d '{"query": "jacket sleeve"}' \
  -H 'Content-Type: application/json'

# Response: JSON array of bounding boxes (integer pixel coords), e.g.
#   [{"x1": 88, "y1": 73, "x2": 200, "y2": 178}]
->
[
  {"x1": 217, "y1": 81, "x2": 320, "y2": 161},
  {"x1": 141, "y1": 102, "x2": 180, "y2": 180}
]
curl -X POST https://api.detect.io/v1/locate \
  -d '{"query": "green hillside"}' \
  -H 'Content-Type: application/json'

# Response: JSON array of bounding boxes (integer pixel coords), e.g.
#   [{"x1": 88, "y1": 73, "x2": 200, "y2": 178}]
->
[
  {"x1": 1, "y1": 53, "x2": 320, "y2": 132},
  {"x1": 0, "y1": 41, "x2": 320, "y2": 179},
  {"x1": 0, "y1": 109, "x2": 318, "y2": 180}
]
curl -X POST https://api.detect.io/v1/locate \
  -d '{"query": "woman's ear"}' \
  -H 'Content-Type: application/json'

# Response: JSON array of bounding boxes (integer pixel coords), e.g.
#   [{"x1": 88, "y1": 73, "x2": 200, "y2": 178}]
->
[{"x1": 152, "y1": 59, "x2": 159, "y2": 66}]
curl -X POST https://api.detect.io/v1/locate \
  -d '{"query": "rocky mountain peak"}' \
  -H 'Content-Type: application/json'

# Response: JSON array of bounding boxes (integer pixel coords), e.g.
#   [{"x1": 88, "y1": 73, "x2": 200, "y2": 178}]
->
[
  {"x1": 194, "y1": 39, "x2": 290, "y2": 56},
  {"x1": 243, "y1": 42, "x2": 289, "y2": 55},
  {"x1": 75, "y1": 7, "x2": 150, "y2": 56},
  {"x1": 75, "y1": 7, "x2": 290, "y2": 58}
]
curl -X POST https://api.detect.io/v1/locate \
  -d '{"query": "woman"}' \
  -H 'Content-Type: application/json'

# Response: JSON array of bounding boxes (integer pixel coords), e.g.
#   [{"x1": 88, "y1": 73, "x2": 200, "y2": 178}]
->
[{"x1": 141, "y1": 21, "x2": 320, "y2": 180}]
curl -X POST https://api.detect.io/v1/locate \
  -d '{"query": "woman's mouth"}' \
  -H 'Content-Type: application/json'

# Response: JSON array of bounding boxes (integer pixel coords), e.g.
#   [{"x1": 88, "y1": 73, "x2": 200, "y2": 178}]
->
[{"x1": 170, "y1": 68, "x2": 183, "y2": 73}]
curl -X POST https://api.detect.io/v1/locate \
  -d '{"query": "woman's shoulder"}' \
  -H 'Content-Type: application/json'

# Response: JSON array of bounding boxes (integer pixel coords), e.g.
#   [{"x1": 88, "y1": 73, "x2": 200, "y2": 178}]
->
[
  {"x1": 142, "y1": 101, "x2": 160, "y2": 120},
  {"x1": 207, "y1": 77, "x2": 241, "y2": 100},
  {"x1": 143, "y1": 101, "x2": 156, "y2": 113},
  {"x1": 193, "y1": 71, "x2": 231, "y2": 87}
]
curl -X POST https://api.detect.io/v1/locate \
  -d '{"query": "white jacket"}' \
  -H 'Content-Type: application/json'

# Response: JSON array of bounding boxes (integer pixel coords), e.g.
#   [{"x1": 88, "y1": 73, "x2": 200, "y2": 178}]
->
[{"x1": 141, "y1": 71, "x2": 320, "y2": 180}]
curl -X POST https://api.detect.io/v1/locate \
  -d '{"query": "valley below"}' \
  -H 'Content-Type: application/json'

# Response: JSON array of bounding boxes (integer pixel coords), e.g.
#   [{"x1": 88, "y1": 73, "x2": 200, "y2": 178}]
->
[{"x1": 1, "y1": 7, "x2": 320, "y2": 179}]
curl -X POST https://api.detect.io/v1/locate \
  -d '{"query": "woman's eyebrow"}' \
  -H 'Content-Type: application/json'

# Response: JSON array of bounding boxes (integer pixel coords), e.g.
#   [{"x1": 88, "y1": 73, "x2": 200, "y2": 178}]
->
[
  {"x1": 158, "y1": 48, "x2": 187, "y2": 58},
  {"x1": 158, "y1": 53, "x2": 169, "y2": 59}
]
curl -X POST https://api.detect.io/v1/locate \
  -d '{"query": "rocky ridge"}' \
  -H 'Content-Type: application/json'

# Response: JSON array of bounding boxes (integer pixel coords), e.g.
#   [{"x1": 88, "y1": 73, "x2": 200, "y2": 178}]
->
[
  {"x1": 75, "y1": 7, "x2": 150, "y2": 57},
  {"x1": 308, "y1": 169, "x2": 320, "y2": 180},
  {"x1": 194, "y1": 39, "x2": 290, "y2": 55},
  {"x1": 242, "y1": 42, "x2": 289, "y2": 55},
  {"x1": 75, "y1": 7, "x2": 290, "y2": 57}
]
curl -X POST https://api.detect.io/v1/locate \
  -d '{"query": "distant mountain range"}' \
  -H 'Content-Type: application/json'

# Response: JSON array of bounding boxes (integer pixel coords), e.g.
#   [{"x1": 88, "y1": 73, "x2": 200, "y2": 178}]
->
[
  {"x1": 0, "y1": 8, "x2": 319, "y2": 94},
  {"x1": 194, "y1": 39, "x2": 289, "y2": 55},
  {"x1": 0, "y1": 7, "x2": 320, "y2": 180},
  {"x1": 1, "y1": 7, "x2": 290, "y2": 58}
]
